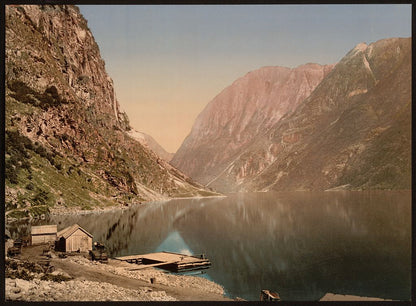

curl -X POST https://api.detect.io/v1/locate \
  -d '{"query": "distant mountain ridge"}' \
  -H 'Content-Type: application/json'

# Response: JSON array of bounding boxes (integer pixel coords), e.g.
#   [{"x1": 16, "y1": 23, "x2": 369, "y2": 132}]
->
[
  {"x1": 127, "y1": 129, "x2": 174, "y2": 162},
  {"x1": 172, "y1": 37, "x2": 411, "y2": 192}
]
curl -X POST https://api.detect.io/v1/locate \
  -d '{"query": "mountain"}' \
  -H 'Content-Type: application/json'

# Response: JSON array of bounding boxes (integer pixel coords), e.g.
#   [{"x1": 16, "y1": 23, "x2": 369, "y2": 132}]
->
[
  {"x1": 173, "y1": 37, "x2": 411, "y2": 192},
  {"x1": 242, "y1": 38, "x2": 411, "y2": 192},
  {"x1": 127, "y1": 129, "x2": 174, "y2": 162},
  {"x1": 5, "y1": 5, "x2": 217, "y2": 219},
  {"x1": 171, "y1": 63, "x2": 334, "y2": 187}
]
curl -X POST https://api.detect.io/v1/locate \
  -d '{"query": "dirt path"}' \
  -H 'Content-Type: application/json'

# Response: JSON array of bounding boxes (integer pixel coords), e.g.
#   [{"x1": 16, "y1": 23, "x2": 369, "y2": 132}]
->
[{"x1": 52, "y1": 258, "x2": 230, "y2": 301}]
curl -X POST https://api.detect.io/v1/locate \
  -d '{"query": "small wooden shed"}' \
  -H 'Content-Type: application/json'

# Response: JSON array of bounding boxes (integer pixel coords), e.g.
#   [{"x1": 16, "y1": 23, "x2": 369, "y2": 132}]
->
[
  {"x1": 31, "y1": 225, "x2": 57, "y2": 245},
  {"x1": 55, "y1": 224, "x2": 93, "y2": 252}
]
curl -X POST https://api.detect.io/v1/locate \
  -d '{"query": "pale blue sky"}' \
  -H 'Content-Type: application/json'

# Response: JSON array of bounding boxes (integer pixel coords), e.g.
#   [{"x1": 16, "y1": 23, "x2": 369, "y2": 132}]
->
[{"x1": 79, "y1": 4, "x2": 411, "y2": 152}]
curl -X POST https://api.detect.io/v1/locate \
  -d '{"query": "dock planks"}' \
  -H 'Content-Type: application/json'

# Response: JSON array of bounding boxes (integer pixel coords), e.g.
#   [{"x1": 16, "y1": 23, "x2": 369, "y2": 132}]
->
[{"x1": 115, "y1": 251, "x2": 211, "y2": 272}]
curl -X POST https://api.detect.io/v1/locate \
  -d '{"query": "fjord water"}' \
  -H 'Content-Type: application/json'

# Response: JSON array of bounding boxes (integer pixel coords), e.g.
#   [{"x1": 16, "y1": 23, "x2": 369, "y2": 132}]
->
[{"x1": 21, "y1": 191, "x2": 410, "y2": 301}]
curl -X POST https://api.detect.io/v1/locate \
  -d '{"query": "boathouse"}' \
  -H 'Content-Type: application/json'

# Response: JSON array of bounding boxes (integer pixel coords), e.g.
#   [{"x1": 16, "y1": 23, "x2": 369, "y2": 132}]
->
[
  {"x1": 31, "y1": 225, "x2": 57, "y2": 245},
  {"x1": 55, "y1": 224, "x2": 93, "y2": 252}
]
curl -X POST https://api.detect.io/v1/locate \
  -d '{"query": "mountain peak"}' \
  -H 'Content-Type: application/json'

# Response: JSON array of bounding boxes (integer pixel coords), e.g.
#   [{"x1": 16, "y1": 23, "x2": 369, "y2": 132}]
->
[
  {"x1": 127, "y1": 129, "x2": 174, "y2": 162},
  {"x1": 354, "y1": 42, "x2": 368, "y2": 52}
]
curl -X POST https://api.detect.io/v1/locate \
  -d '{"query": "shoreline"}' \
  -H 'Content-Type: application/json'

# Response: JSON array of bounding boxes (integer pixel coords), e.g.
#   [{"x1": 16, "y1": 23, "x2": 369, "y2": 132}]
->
[
  {"x1": 48, "y1": 194, "x2": 227, "y2": 216},
  {"x1": 6, "y1": 194, "x2": 231, "y2": 301},
  {"x1": 163, "y1": 194, "x2": 227, "y2": 201},
  {"x1": 5, "y1": 245, "x2": 233, "y2": 301},
  {"x1": 9, "y1": 189, "x2": 409, "y2": 219}
]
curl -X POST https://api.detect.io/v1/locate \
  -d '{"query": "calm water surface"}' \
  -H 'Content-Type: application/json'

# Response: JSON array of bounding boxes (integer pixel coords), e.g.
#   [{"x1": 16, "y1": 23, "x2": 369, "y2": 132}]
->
[{"x1": 9, "y1": 191, "x2": 411, "y2": 301}]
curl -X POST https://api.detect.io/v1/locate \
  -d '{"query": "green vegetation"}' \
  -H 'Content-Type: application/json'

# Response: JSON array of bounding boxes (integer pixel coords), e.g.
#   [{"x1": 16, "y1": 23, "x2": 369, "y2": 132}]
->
[
  {"x1": 4, "y1": 125, "x2": 117, "y2": 217},
  {"x1": 5, "y1": 129, "x2": 63, "y2": 186}
]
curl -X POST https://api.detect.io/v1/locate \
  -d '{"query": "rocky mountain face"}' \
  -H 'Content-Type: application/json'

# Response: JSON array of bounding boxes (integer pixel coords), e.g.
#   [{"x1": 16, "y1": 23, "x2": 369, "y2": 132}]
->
[
  {"x1": 172, "y1": 38, "x2": 411, "y2": 192},
  {"x1": 127, "y1": 129, "x2": 174, "y2": 162},
  {"x1": 243, "y1": 38, "x2": 411, "y2": 192},
  {"x1": 5, "y1": 5, "x2": 216, "y2": 219},
  {"x1": 171, "y1": 63, "x2": 333, "y2": 187}
]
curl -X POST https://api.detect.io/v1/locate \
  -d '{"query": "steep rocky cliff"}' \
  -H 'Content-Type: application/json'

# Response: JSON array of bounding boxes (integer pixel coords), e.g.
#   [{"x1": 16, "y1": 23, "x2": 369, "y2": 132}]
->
[
  {"x1": 183, "y1": 37, "x2": 410, "y2": 192},
  {"x1": 5, "y1": 5, "x2": 216, "y2": 218},
  {"x1": 171, "y1": 63, "x2": 333, "y2": 186}
]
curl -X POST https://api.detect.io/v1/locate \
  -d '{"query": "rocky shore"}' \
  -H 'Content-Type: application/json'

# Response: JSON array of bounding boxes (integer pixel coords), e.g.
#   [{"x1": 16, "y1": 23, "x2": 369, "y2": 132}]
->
[
  {"x1": 48, "y1": 194, "x2": 226, "y2": 217},
  {"x1": 49, "y1": 202, "x2": 135, "y2": 216},
  {"x1": 5, "y1": 245, "x2": 231, "y2": 301},
  {"x1": 6, "y1": 277, "x2": 176, "y2": 301}
]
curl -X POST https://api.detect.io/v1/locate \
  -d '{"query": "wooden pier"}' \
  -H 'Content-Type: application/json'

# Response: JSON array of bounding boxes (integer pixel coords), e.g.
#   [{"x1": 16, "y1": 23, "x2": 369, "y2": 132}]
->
[{"x1": 114, "y1": 251, "x2": 211, "y2": 272}]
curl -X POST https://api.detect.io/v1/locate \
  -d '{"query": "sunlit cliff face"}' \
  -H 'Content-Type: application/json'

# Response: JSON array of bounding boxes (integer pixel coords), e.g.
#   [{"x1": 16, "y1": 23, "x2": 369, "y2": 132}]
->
[
  {"x1": 171, "y1": 64, "x2": 333, "y2": 186},
  {"x1": 172, "y1": 38, "x2": 411, "y2": 193}
]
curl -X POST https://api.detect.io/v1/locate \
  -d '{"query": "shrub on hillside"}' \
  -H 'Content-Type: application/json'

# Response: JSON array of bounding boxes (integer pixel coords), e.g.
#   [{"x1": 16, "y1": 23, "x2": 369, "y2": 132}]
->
[{"x1": 8, "y1": 81, "x2": 67, "y2": 109}]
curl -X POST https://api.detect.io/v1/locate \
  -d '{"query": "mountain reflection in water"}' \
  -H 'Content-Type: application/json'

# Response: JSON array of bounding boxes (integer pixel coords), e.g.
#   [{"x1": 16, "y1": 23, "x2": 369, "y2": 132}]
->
[{"x1": 10, "y1": 191, "x2": 411, "y2": 301}]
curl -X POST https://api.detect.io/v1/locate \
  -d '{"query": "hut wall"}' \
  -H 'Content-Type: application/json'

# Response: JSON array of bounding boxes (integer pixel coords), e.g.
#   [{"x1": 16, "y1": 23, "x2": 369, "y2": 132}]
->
[
  {"x1": 31, "y1": 233, "x2": 56, "y2": 245},
  {"x1": 65, "y1": 229, "x2": 92, "y2": 252},
  {"x1": 31, "y1": 225, "x2": 57, "y2": 235}
]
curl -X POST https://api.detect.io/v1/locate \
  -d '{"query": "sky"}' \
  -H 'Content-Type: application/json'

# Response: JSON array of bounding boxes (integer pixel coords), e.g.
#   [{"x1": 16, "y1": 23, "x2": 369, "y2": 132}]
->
[{"x1": 79, "y1": 4, "x2": 411, "y2": 153}]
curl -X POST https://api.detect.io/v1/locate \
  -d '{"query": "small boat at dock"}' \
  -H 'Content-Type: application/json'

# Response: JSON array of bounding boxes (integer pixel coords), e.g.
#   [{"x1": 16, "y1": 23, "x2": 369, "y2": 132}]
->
[{"x1": 114, "y1": 251, "x2": 211, "y2": 273}]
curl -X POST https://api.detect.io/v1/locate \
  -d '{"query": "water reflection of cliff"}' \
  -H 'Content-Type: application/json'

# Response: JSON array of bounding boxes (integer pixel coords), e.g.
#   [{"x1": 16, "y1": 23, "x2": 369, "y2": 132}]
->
[
  {"x1": 10, "y1": 191, "x2": 410, "y2": 301},
  {"x1": 175, "y1": 191, "x2": 411, "y2": 301}
]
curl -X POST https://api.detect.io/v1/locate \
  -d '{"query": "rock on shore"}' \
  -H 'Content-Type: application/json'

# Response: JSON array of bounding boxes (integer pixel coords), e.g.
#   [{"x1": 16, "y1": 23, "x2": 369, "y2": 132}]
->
[{"x1": 6, "y1": 277, "x2": 176, "y2": 301}]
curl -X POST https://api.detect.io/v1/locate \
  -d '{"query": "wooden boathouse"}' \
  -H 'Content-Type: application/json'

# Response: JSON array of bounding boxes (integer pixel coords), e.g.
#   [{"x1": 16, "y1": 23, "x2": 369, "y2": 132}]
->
[
  {"x1": 55, "y1": 224, "x2": 93, "y2": 252},
  {"x1": 31, "y1": 225, "x2": 57, "y2": 245},
  {"x1": 115, "y1": 251, "x2": 211, "y2": 272}
]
